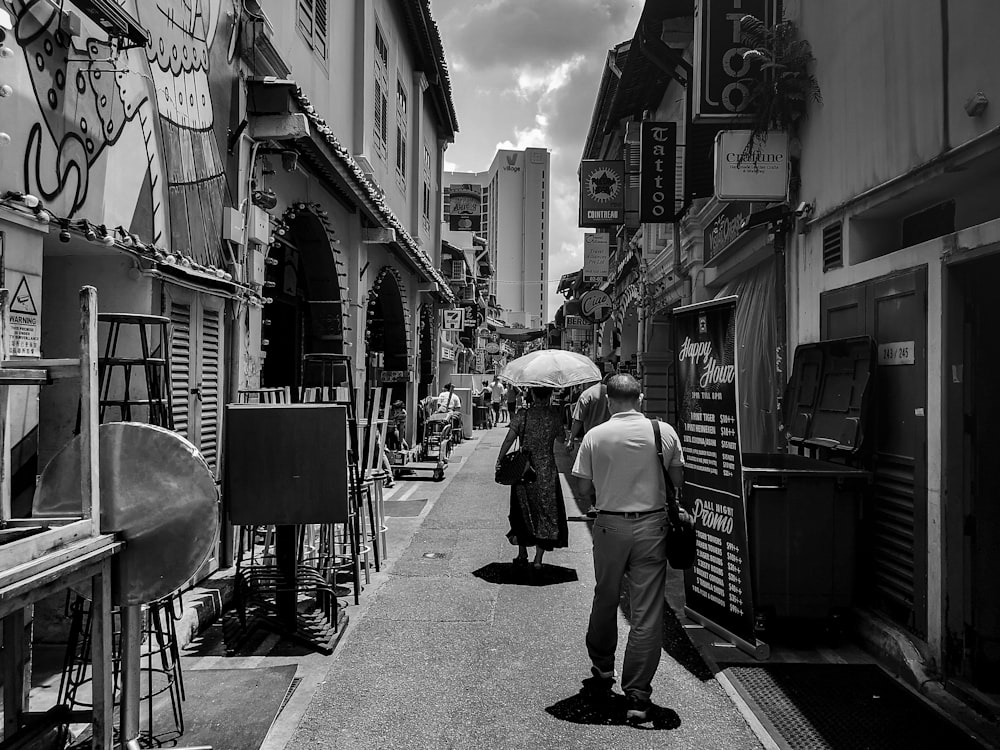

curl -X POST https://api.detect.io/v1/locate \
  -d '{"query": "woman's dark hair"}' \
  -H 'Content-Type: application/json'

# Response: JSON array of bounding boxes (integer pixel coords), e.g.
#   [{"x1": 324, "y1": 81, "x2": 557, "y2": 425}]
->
[
  {"x1": 606, "y1": 374, "x2": 641, "y2": 401},
  {"x1": 530, "y1": 386, "x2": 553, "y2": 402}
]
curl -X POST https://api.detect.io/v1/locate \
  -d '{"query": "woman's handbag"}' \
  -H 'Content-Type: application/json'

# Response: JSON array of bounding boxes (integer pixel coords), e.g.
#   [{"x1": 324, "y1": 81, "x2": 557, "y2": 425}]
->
[
  {"x1": 650, "y1": 419, "x2": 696, "y2": 570},
  {"x1": 495, "y1": 411, "x2": 536, "y2": 486}
]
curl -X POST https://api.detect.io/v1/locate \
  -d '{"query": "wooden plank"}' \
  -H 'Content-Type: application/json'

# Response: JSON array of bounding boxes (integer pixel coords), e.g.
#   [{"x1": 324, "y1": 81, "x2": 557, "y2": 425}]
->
[
  {"x1": 0, "y1": 534, "x2": 115, "y2": 597},
  {"x1": 2, "y1": 609, "x2": 26, "y2": 739},
  {"x1": 0, "y1": 543, "x2": 121, "y2": 617},
  {"x1": 0, "y1": 520, "x2": 96, "y2": 577},
  {"x1": 0, "y1": 369, "x2": 48, "y2": 384},
  {"x1": 0, "y1": 358, "x2": 80, "y2": 381},
  {"x1": 79, "y1": 287, "x2": 100, "y2": 531},
  {"x1": 90, "y1": 559, "x2": 113, "y2": 750}
]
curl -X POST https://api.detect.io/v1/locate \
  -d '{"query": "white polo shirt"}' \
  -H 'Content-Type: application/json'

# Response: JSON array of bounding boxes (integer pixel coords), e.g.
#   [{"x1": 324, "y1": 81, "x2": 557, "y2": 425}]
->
[{"x1": 572, "y1": 411, "x2": 684, "y2": 513}]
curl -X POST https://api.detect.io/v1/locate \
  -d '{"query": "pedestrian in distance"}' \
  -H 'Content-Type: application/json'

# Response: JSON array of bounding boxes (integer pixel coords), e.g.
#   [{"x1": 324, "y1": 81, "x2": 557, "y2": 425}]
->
[
  {"x1": 571, "y1": 373, "x2": 684, "y2": 723},
  {"x1": 489, "y1": 375, "x2": 505, "y2": 428},
  {"x1": 568, "y1": 372, "x2": 614, "y2": 449},
  {"x1": 496, "y1": 386, "x2": 569, "y2": 569}
]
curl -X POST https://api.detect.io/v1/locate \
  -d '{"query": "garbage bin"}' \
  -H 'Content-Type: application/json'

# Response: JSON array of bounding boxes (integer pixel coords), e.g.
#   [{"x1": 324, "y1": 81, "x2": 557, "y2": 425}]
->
[{"x1": 743, "y1": 336, "x2": 874, "y2": 627}]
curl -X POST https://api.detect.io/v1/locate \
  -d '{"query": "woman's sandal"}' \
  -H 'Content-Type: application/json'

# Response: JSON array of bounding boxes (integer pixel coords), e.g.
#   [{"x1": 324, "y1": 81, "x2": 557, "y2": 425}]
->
[{"x1": 513, "y1": 556, "x2": 529, "y2": 567}]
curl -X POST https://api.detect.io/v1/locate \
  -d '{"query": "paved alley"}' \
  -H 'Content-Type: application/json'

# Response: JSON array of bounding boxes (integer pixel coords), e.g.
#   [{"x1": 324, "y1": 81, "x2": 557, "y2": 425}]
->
[{"x1": 282, "y1": 428, "x2": 762, "y2": 750}]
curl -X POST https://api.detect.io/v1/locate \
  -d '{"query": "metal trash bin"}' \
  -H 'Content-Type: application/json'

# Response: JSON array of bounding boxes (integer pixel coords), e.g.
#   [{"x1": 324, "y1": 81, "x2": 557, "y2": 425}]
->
[{"x1": 744, "y1": 336, "x2": 875, "y2": 628}]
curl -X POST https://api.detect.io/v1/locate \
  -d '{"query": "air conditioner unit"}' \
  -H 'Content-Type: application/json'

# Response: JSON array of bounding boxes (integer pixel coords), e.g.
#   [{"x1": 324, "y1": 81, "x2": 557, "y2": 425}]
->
[{"x1": 462, "y1": 285, "x2": 475, "y2": 302}]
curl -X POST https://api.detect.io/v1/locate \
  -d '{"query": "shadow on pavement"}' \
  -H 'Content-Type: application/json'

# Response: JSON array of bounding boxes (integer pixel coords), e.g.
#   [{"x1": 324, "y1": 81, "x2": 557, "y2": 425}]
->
[
  {"x1": 545, "y1": 678, "x2": 682, "y2": 730},
  {"x1": 472, "y1": 561, "x2": 579, "y2": 587}
]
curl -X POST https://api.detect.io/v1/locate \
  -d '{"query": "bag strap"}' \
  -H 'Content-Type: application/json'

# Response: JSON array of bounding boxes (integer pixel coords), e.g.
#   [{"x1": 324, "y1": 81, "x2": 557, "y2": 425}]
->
[{"x1": 650, "y1": 418, "x2": 681, "y2": 523}]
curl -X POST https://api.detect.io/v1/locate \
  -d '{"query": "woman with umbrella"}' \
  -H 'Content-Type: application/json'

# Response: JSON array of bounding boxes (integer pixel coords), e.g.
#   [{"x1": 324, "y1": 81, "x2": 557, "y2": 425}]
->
[{"x1": 496, "y1": 350, "x2": 602, "y2": 570}]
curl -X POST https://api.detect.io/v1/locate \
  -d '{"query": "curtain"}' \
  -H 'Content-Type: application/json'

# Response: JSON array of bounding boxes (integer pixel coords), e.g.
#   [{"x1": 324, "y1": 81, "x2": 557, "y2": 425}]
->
[{"x1": 717, "y1": 256, "x2": 778, "y2": 453}]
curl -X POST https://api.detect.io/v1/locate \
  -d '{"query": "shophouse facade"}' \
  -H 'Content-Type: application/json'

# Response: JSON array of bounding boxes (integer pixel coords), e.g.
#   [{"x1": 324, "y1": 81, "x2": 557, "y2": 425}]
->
[
  {"x1": 444, "y1": 147, "x2": 551, "y2": 329},
  {"x1": 574, "y1": 0, "x2": 1000, "y2": 712},
  {"x1": 0, "y1": 0, "x2": 456, "y2": 574}
]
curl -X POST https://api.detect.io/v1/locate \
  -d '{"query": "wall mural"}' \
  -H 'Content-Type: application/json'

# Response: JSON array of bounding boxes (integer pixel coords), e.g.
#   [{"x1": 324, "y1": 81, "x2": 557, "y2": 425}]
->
[{"x1": 10, "y1": 0, "x2": 236, "y2": 266}]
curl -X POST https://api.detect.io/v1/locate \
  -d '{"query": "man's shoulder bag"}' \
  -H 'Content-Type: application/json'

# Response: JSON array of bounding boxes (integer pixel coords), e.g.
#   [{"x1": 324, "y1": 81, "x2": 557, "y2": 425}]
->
[
  {"x1": 495, "y1": 412, "x2": 537, "y2": 486},
  {"x1": 650, "y1": 418, "x2": 696, "y2": 570}
]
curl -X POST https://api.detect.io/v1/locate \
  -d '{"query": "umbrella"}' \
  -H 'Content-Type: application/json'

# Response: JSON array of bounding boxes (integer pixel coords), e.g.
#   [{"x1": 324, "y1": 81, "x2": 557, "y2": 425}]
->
[{"x1": 500, "y1": 349, "x2": 602, "y2": 388}]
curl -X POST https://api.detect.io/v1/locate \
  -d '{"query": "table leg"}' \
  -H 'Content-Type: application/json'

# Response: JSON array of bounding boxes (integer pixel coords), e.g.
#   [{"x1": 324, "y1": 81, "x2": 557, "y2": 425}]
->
[
  {"x1": 91, "y1": 561, "x2": 114, "y2": 750},
  {"x1": 119, "y1": 603, "x2": 143, "y2": 750}
]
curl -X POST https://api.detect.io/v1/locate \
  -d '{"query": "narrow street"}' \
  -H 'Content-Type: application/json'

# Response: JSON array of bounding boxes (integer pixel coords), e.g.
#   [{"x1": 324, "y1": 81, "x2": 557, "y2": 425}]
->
[{"x1": 209, "y1": 428, "x2": 763, "y2": 750}]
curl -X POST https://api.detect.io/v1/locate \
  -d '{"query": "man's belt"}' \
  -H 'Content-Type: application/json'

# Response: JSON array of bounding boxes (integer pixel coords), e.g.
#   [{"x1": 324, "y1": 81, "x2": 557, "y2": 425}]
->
[{"x1": 596, "y1": 508, "x2": 664, "y2": 518}]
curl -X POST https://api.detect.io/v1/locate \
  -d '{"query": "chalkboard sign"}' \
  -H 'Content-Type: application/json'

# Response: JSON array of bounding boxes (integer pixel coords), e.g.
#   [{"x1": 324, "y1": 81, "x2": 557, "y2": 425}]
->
[{"x1": 673, "y1": 297, "x2": 766, "y2": 658}]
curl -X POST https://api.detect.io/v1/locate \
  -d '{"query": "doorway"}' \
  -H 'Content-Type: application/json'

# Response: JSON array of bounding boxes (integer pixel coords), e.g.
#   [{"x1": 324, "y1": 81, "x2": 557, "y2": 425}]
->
[
  {"x1": 945, "y1": 251, "x2": 1000, "y2": 695},
  {"x1": 820, "y1": 267, "x2": 929, "y2": 637}
]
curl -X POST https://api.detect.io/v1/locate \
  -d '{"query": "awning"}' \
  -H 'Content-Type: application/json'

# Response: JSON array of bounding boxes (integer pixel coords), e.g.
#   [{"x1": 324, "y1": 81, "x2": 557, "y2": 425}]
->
[{"x1": 491, "y1": 326, "x2": 547, "y2": 342}]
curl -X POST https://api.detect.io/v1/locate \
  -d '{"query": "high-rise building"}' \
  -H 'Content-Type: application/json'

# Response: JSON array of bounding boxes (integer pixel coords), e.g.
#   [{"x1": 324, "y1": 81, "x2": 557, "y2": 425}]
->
[{"x1": 444, "y1": 147, "x2": 550, "y2": 328}]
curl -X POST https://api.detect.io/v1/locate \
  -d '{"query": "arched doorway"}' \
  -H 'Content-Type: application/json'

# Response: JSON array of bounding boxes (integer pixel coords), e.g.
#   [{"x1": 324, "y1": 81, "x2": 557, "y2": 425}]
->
[
  {"x1": 365, "y1": 266, "x2": 410, "y2": 400},
  {"x1": 261, "y1": 202, "x2": 346, "y2": 392},
  {"x1": 418, "y1": 303, "x2": 437, "y2": 400}
]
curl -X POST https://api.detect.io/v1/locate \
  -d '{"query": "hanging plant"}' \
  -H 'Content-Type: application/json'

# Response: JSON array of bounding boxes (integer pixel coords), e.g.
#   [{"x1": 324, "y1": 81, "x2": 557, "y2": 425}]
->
[{"x1": 736, "y1": 14, "x2": 822, "y2": 170}]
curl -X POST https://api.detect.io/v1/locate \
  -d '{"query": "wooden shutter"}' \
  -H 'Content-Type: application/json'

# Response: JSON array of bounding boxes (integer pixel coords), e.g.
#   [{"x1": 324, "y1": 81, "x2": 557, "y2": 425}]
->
[
  {"x1": 313, "y1": 0, "x2": 328, "y2": 59},
  {"x1": 198, "y1": 302, "x2": 224, "y2": 473},
  {"x1": 169, "y1": 299, "x2": 193, "y2": 438},
  {"x1": 297, "y1": 0, "x2": 313, "y2": 38}
]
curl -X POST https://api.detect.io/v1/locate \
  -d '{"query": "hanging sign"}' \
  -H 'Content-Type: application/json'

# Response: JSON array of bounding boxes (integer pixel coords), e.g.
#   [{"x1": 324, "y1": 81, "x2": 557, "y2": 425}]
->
[
  {"x1": 714, "y1": 130, "x2": 789, "y2": 201},
  {"x1": 442, "y1": 308, "x2": 465, "y2": 330},
  {"x1": 693, "y1": 0, "x2": 772, "y2": 121},
  {"x1": 379, "y1": 370, "x2": 412, "y2": 383},
  {"x1": 703, "y1": 201, "x2": 757, "y2": 263},
  {"x1": 639, "y1": 121, "x2": 678, "y2": 222},
  {"x1": 673, "y1": 296, "x2": 767, "y2": 659},
  {"x1": 6, "y1": 270, "x2": 41, "y2": 357},
  {"x1": 579, "y1": 289, "x2": 613, "y2": 324},
  {"x1": 583, "y1": 233, "x2": 610, "y2": 282},
  {"x1": 579, "y1": 160, "x2": 625, "y2": 227},
  {"x1": 447, "y1": 184, "x2": 482, "y2": 232},
  {"x1": 564, "y1": 315, "x2": 588, "y2": 329}
]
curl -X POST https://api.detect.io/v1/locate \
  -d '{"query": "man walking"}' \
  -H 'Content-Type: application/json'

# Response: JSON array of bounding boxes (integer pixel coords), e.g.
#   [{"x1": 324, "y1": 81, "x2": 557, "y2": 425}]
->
[
  {"x1": 489, "y1": 375, "x2": 505, "y2": 428},
  {"x1": 568, "y1": 372, "x2": 613, "y2": 449},
  {"x1": 571, "y1": 374, "x2": 684, "y2": 721}
]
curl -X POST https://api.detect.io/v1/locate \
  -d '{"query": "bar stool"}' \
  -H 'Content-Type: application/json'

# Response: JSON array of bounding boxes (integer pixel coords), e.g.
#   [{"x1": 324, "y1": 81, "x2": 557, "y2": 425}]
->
[{"x1": 366, "y1": 469, "x2": 390, "y2": 562}]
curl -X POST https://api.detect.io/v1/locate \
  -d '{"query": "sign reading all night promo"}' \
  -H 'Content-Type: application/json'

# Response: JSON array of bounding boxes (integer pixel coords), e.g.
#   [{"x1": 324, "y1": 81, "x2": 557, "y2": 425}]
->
[
  {"x1": 579, "y1": 160, "x2": 625, "y2": 227},
  {"x1": 673, "y1": 296, "x2": 765, "y2": 658}
]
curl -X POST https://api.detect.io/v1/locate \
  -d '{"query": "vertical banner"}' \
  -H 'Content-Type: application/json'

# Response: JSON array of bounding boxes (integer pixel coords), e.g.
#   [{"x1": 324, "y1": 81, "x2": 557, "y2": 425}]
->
[
  {"x1": 579, "y1": 160, "x2": 625, "y2": 227},
  {"x1": 693, "y1": 0, "x2": 772, "y2": 121},
  {"x1": 583, "y1": 233, "x2": 610, "y2": 282},
  {"x1": 639, "y1": 122, "x2": 678, "y2": 222},
  {"x1": 673, "y1": 296, "x2": 768, "y2": 658}
]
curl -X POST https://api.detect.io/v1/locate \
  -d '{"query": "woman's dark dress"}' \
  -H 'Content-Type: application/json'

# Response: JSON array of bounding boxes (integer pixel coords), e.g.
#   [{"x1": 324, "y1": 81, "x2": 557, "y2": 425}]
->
[{"x1": 507, "y1": 405, "x2": 569, "y2": 550}]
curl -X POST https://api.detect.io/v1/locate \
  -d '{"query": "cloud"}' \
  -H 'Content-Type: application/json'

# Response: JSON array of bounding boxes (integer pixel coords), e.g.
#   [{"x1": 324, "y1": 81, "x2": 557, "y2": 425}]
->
[{"x1": 433, "y1": 0, "x2": 642, "y2": 318}]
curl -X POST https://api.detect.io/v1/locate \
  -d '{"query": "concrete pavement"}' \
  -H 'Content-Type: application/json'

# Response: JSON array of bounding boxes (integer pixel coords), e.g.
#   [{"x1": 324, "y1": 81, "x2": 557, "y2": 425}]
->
[{"x1": 283, "y1": 426, "x2": 762, "y2": 749}]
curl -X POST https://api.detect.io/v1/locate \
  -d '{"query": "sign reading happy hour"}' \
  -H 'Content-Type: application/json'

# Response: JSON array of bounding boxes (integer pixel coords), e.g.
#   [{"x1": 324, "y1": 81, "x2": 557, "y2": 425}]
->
[
  {"x1": 673, "y1": 296, "x2": 758, "y2": 652},
  {"x1": 579, "y1": 160, "x2": 625, "y2": 227}
]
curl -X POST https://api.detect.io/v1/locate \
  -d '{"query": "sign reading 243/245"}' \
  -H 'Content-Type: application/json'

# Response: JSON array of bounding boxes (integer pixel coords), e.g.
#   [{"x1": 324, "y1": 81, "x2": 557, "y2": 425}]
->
[{"x1": 878, "y1": 340, "x2": 915, "y2": 366}]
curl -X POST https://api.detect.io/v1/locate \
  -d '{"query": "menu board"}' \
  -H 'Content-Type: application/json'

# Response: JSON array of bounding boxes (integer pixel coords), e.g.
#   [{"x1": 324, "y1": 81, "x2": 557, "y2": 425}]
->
[{"x1": 673, "y1": 296, "x2": 758, "y2": 650}]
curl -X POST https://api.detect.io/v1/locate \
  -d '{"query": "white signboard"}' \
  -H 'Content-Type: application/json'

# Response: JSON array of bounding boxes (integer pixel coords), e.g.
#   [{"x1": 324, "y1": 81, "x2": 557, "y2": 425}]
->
[
  {"x1": 6, "y1": 270, "x2": 41, "y2": 357},
  {"x1": 878, "y1": 341, "x2": 915, "y2": 366},
  {"x1": 714, "y1": 130, "x2": 789, "y2": 202},
  {"x1": 583, "y1": 233, "x2": 610, "y2": 282},
  {"x1": 564, "y1": 315, "x2": 588, "y2": 329},
  {"x1": 442, "y1": 308, "x2": 465, "y2": 330}
]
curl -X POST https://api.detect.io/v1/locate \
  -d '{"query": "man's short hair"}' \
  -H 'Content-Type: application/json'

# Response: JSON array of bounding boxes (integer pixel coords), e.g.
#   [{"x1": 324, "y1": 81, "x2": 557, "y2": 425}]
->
[{"x1": 606, "y1": 374, "x2": 641, "y2": 402}]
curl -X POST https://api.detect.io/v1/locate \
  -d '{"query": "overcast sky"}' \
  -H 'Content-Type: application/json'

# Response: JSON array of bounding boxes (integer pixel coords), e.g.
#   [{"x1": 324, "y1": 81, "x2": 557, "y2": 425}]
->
[{"x1": 432, "y1": 0, "x2": 643, "y2": 320}]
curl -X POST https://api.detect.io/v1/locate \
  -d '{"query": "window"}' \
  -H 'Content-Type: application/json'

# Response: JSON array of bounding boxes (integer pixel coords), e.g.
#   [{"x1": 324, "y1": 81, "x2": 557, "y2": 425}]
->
[
  {"x1": 422, "y1": 182, "x2": 431, "y2": 220},
  {"x1": 297, "y1": 0, "x2": 328, "y2": 60},
  {"x1": 396, "y1": 80, "x2": 408, "y2": 114},
  {"x1": 396, "y1": 125, "x2": 406, "y2": 181},
  {"x1": 372, "y1": 21, "x2": 389, "y2": 159},
  {"x1": 375, "y1": 23, "x2": 388, "y2": 68}
]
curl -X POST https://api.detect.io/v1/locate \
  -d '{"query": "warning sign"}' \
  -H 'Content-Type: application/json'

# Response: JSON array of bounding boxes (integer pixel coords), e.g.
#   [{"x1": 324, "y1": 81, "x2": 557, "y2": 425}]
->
[{"x1": 7, "y1": 272, "x2": 40, "y2": 356}]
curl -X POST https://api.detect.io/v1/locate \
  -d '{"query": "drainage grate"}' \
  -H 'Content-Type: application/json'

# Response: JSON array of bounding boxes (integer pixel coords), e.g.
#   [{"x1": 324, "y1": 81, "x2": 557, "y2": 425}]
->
[
  {"x1": 276, "y1": 676, "x2": 303, "y2": 716},
  {"x1": 725, "y1": 664, "x2": 985, "y2": 750}
]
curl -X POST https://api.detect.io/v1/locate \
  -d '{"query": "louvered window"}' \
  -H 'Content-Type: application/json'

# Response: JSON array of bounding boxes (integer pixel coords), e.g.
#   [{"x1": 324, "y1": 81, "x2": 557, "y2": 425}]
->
[
  {"x1": 297, "y1": 0, "x2": 328, "y2": 60},
  {"x1": 823, "y1": 221, "x2": 844, "y2": 271},
  {"x1": 373, "y1": 77, "x2": 388, "y2": 159},
  {"x1": 169, "y1": 301, "x2": 192, "y2": 438}
]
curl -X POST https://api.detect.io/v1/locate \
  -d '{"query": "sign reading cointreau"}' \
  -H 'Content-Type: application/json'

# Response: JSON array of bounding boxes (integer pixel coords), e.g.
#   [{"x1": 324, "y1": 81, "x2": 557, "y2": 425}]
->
[
  {"x1": 639, "y1": 122, "x2": 678, "y2": 222},
  {"x1": 579, "y1": 160, "x2": 625, "y2": 227},
  {"x1": 693, "y1": 0, "x2": 772, "y2": 121}
]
